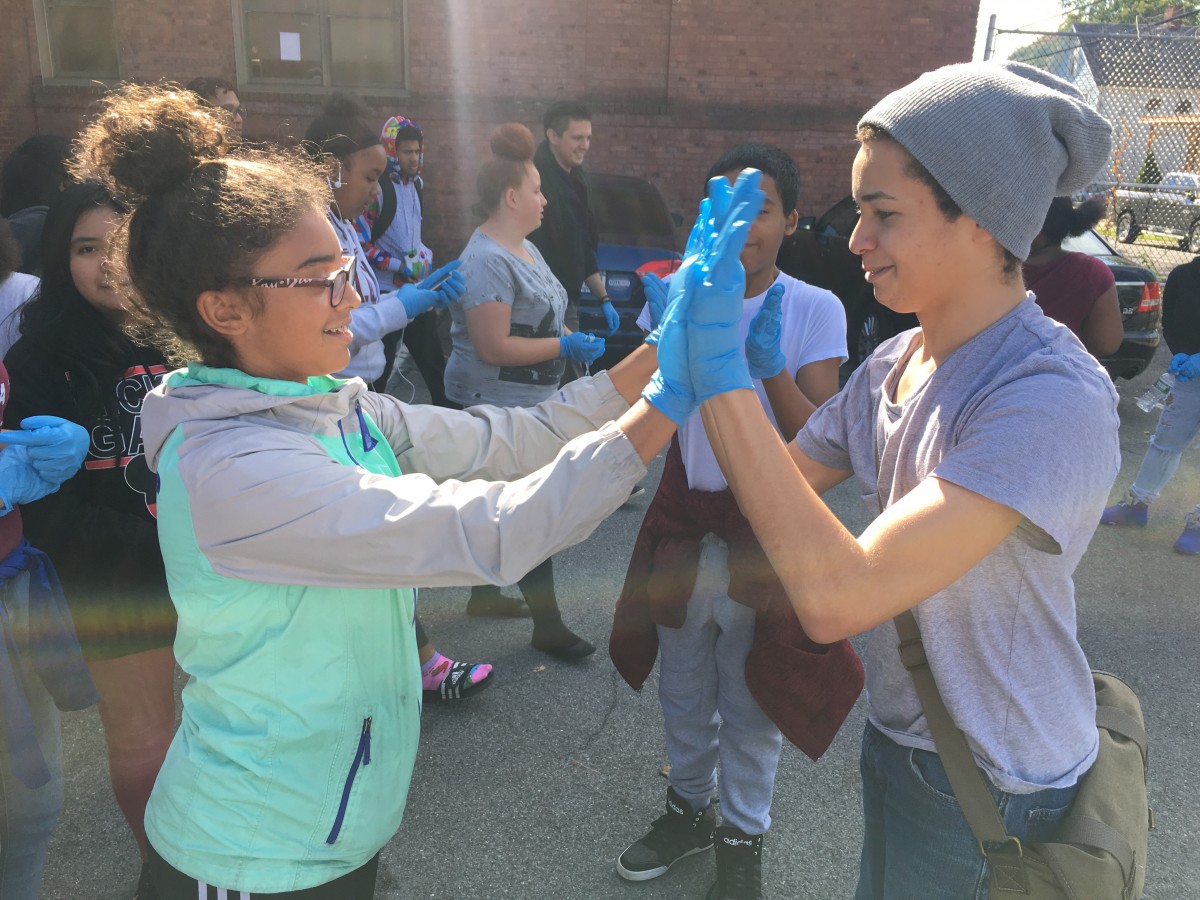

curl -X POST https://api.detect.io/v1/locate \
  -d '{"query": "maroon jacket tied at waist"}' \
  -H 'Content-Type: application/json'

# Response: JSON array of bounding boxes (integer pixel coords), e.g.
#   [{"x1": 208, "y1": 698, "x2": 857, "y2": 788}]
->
[{"x1": 610, "y1": 438, "x2": 863, "y2": 762}]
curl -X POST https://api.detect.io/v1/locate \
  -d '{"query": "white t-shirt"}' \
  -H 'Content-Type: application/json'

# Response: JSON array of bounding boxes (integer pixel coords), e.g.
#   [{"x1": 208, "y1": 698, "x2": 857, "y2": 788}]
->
[
  {"x1": 638, "y1": 270, "x2": 846, "y2": 490},
  {"x1": 0, "y1": 272, "x2": 38, "y2": 359}
]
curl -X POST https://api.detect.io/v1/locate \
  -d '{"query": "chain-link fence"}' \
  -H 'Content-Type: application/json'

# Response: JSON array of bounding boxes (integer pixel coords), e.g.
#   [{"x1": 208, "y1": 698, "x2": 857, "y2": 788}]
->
[{"x1": 986, "y1": 11, "x2": 1200, "y2": 283}]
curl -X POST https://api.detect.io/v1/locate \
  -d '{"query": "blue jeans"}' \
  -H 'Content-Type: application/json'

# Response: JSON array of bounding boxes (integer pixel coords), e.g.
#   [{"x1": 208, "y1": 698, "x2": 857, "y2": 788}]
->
[
  {"x1": 855, "y1": 723, "x2": 1078, "y2": 900},
  {"x1": 1129, "y1": 375, "x2": 1200, "y2": 511},
  {"x1": 0, "y1": 571, "x2": 65, "y2": 900}
]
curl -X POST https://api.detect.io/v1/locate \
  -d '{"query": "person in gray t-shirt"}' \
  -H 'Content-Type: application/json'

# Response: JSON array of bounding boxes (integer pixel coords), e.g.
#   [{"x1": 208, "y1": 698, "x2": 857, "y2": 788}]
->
[
  {"x1": 645, "y1": 64, "x2": 1119, "y2": 896},
  {"x1": 444, "y1": 123, "x2": 605, "y2": 661}
]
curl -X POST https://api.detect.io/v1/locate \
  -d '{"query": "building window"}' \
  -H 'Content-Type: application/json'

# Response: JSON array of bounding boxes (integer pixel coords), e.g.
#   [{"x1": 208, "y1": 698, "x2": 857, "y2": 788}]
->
[
  {"x1": 34, "y1": 0, "x2": 120, "y2": 81},
  {"x1": 235, "y1": 0, "x2": 407, "y2": 89}
]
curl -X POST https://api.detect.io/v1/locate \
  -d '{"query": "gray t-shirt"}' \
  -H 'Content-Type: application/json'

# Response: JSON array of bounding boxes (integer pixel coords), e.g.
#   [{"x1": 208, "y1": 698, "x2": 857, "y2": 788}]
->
[
  {"x1": 796, "y1": 295, "x2": 1120, "y2": 793},
  {"x1": 445, "y1": 230, "x2": 567, "y2": 408}
]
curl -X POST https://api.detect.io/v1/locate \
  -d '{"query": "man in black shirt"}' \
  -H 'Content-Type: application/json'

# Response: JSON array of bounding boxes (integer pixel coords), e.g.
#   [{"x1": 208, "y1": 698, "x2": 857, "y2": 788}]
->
[{"x1": 529, "y1": 101, "x2": 616, "y2": 384}]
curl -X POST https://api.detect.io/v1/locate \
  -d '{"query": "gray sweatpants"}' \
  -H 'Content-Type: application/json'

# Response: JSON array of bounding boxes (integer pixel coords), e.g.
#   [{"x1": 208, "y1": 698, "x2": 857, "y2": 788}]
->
[{"x1": 656, "y1": 534, "x2": 783, "y2": 835}]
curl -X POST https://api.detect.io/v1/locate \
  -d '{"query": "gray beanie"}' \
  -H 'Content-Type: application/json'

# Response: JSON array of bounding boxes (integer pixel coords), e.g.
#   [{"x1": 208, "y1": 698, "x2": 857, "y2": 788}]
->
[{"x1": 858, "y1": 61, "x2": 1113, "y2": 259}]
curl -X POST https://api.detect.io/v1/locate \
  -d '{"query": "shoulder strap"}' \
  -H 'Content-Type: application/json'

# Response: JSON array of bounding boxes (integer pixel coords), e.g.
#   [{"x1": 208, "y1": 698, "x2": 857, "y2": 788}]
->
[
  {"x1": 370, "y1": 175, "x2": 397, "y2": 242},
  {"x1": 894, "y1": 610, "x2": 1030, "y2": 884}
]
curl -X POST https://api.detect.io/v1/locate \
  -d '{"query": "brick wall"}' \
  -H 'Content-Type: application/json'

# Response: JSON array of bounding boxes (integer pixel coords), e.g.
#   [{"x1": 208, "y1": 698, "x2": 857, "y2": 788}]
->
[{"x1": 1, "y1": 0, "x2": 978, "y2": 259}]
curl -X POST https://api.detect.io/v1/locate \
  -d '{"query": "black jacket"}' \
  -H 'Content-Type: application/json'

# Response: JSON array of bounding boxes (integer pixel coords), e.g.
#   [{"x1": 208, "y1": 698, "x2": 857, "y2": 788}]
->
[
  {"x1": 1162, "y1": 256, "x2": 1200, "y2": 356},
  {"x1": 2, "y1": 336, "x2": 170, "y2": 611},
  {"x1": 528, "y1": 140, "x2": 599, "y2": 304}
]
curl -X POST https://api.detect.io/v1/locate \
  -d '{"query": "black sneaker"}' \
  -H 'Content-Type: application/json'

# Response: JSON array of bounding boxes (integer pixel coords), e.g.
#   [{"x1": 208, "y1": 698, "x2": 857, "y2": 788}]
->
[
  {"x1": 705, "y1": 826, "x2": 763, "y2": 900},
  {"x1": 616, "y1": 786, "x2": 715, "y2": 881}
]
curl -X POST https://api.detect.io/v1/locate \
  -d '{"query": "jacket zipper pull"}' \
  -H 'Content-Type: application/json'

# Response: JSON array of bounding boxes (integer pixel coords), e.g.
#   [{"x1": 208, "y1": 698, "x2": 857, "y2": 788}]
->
[
  {"x1": 362, "y1": 716, "x2": 372, "y2": 766},
  {"x1": 355, "y1": 402, "x2": 379, "y2": 453}
]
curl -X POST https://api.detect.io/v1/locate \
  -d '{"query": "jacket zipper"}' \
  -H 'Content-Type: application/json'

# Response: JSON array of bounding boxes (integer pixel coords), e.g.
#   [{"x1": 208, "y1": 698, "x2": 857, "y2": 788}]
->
[{"x1": 326, "y1": 716, "x2": 373, "y2": 845}]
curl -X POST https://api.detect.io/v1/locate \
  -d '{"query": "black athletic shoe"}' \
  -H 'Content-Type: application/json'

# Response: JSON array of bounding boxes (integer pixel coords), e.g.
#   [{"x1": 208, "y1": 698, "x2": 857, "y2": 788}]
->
[
  {"x1": 705, "y1": 826, "x2": 763, "y2": 900},
  {"x1": 615, "y1": 786, "x2": 716, "y2": 882}
]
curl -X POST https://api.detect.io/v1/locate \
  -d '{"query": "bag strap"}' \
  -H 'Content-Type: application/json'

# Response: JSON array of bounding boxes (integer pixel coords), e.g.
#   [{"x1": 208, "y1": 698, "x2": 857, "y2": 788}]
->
[{"x1": 894, "y1": 610, "x2": 1031, "y2": 888}]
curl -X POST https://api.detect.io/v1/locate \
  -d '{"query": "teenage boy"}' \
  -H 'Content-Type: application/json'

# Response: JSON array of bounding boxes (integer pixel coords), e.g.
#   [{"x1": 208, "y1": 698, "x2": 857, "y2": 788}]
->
[
  {"x1": 653, "y1": 63, "x2": 1118, "y2": 896},
  {"x1": 357, "y1": 116, "x2": 455, "y2": 405},
  {"x1": 611, "y1": 144, "x2": 851, "y2": 900}
]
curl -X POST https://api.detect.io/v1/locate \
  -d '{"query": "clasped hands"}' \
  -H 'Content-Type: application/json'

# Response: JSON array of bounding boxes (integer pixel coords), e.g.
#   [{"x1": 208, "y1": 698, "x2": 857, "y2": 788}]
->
[{"x1": 641, "y1": 169, "x2": 773, "y2": 427}]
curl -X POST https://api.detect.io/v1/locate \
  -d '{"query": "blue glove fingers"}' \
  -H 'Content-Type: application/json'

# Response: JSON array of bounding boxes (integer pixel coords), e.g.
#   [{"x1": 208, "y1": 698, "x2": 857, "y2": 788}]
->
[
  {"x1": 683, "y1": 201, "x2": 709, "y2": 260},
  {"x1": 417, "y1": 259, "x2": 462, "y2": 291},
  {"x1": 641, "y1": 273, "x2": 668, "y2": 330},
  {"x1": 1170, "y1": 353, "x2": 1189, "y2": 372},
  {"x1": 705, "y1": 175, "x2": 736, "y2": 234},
  {"x1": 705, "y1": 186, "x2": 764, "y2": 299},
  {"x1": 0, "y1": 429, "x2": 62, "y2": 447},
  {"x1": 601, "y1": 300, "x2": 620, "y2": 335}
]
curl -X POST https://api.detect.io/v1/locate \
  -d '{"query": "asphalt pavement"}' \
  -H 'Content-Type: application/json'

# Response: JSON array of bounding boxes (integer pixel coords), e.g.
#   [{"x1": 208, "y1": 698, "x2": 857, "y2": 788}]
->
[{"x1": 39, "y1": 344, "x2": 1200, "y2": 899}]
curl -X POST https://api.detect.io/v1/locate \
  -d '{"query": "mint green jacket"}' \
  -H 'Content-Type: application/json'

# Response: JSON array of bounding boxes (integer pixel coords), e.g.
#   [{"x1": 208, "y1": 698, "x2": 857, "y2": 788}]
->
[{"x1": 141, "y1": 365, "x2": 642, "y2": 891}]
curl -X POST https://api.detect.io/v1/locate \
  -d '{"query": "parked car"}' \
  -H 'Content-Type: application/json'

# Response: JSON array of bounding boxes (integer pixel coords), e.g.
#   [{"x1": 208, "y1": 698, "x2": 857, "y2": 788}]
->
[
  {"x1": 1114, "y1": 171, "x2": 1200, "y2": 252},
  {"x1": 576, "y1": 173, "x2": 682, "y2": 367},
  {"x1": 777, "y1": 197, "x2": 1162, "y2": 378}
]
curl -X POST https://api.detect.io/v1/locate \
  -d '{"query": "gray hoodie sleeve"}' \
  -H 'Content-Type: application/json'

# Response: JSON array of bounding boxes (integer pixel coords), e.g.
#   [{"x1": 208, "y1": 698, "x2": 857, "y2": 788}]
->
[
  {"x1": 360, "y1": 371, "x2": 633, "y2": 482},
  {"x1": 177, "y1": 403, "x2": 645, "y2": 590}
]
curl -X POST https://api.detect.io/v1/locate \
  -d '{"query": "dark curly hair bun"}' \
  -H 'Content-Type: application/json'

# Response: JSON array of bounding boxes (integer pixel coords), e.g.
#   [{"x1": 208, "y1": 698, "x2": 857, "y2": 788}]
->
[{"x1": 74, "y1": 82, "x2": 233, "y2": 201}]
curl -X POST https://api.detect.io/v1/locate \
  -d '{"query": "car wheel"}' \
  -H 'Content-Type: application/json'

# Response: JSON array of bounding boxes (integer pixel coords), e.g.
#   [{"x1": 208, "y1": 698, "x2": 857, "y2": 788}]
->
[
  {"x1": 1187, "y1": 219, "x2": 1200, "y2": 254},
  {"x1": 1115, "y1": 211, "x2": 1139, "y2": 244}
]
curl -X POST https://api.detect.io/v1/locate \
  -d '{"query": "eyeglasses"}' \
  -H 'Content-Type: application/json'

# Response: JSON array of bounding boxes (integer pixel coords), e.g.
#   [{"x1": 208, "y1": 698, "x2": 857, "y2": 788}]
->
[
  {"x1": 220, "y1": 104, "x2": 247, "y2": 121},
  {"x1": 248, "y1": 254, "x2": 357, "y2": 308}
]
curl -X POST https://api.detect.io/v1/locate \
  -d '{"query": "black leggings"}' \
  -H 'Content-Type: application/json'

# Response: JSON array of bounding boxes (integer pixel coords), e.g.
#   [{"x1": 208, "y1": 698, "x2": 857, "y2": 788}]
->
[
  {"x1": 470, "y1": 556, "x2": 560, "y2": 623},
  {"x1": 148, "y1": 845, "x2": 379, "y2": 899}
]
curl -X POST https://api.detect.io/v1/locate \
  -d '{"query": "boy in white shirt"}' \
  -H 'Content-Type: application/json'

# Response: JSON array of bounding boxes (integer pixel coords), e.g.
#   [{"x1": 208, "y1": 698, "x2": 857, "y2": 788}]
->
[{"x1": 611, "y1": 144, "x2": 853, "y2": 900}]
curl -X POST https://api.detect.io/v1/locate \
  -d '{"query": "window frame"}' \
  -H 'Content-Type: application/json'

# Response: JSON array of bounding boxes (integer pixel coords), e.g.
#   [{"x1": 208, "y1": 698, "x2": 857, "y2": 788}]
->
[
  {"x1": 32, "y1": 0, "x2": 121, "y2": 85},
  {"x1": 231, "y1": 0, "x2": 410, "y2": 94}
]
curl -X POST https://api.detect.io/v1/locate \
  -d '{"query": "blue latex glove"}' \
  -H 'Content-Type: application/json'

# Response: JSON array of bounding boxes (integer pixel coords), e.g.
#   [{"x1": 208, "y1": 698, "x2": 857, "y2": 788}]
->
[
  {"x1": 399, "y1": 260, "x2": 465, "y2": 319},
  {"x1": 0, "y1": 416, "x2": 90, "y2": 486},
  {"x1": 559, "y1": 331, "x2": 606, "y2": 363},
  {"x1": 0, "y1": 444, "x2": 60, "y2": 513},
  {"x1": 418, "y1": 259, "x2": 466, "y2": 305},
  {"x1": 745, "y1": 283, "x2": 786, "y2": 380},
  {"x1": 682, "y1": 170, "x2": 765, "y2": 403},
  {"x1": 642, "y1": 194, "x2": 722, "y2": 426},
  {"x1": 600, "y1": 300, "x2": 620, "y2": 336},
  {"x1": 641, "y1": 274, "x2": 669, "y2": 345},
  {"x1": 1170, "y1": 351, "x2": 1200, "y2": 382}
]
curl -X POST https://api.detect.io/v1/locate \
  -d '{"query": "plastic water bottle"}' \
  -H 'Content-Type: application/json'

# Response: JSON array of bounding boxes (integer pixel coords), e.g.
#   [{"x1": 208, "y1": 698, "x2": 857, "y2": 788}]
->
[{"x1": 1135, "y1": 371, "x2": 1175, "y2": 413}]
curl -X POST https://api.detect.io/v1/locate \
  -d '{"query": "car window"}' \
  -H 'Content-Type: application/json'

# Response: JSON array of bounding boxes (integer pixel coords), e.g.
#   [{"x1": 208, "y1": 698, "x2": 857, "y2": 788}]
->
[
  {"x1": 1062, "y1": 229, "x2": 1112, "y2": 256},
  {"x1": 589, "y1": 175, "x2": 677, "y2": 250}
]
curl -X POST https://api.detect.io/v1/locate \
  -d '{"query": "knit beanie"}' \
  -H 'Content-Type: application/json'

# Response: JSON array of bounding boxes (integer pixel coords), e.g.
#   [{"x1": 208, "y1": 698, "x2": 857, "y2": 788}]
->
[{"x1": 858, "y1": 61, "x2": 1112, "y2": 259}]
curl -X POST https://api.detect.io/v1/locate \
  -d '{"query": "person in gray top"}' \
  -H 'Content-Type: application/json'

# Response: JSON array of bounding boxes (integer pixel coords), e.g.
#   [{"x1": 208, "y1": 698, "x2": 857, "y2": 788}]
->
[
  {"x1": 651, "y1": 63, "x2": 1120, "y2": 896},
  {"x1": 446, "y1": 123, "x2": 606, "y2": 659}
]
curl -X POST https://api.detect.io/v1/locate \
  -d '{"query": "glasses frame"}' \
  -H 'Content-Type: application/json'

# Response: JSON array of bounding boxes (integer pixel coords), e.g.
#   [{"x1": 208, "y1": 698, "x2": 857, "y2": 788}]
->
[
  {"x1": 220, "y1": 103, "x2": 248, "y2": 121},
  {"x1": 248, "y1": 254, "x2": 357, "y2": 308}
]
